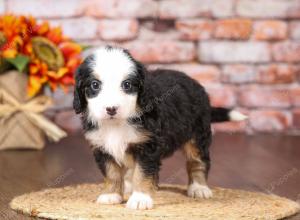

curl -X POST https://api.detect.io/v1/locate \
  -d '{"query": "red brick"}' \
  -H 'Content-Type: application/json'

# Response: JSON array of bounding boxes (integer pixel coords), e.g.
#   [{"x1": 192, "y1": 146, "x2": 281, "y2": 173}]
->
[
  {"x1": 150, "y1": 64, "x2": 220, "y2": 83},
  {"x1": 98, "y1": 19, "x2": 138, "y2": 41},
  {"x1": 85, "y1": 0, "x2": 158, "y2": 18},
  {"x1": 292, "y1": 109, "x2": 300, "y2": 128},
  {"x1": 290, "y1": 22, "x2": 300, "y2": 40},
  {"x1": 296, "y1": 65, "x2": 300, "y2": 82},
  {"x1": 288, "y1": 1, "x2": 300, "y2": 18},
  {"x1": 257, "y1": 65, "x2": 296, "y2": 84},
  {"x1": 212, "y1": 121, "x2": 247, "y2": 133},
  {"x1": 7, "y1": 0, "x2": 84, "y2": 18},
  {"x1": 199, "y1": 42, "x2": 271, "y2": 63},
  {"x1": 49, "y1": 18, "x2": 98, "y2": 40},
  {"x1": 183, "y1": 65, "x2": 220, "y2": 83},
  {"x1": 159, "y1": 0, "x2": 234, "y2": 18},
  {"x1": 139, "y1": 20, "x2": 180, "y2": 40},
  {"x1": 272, "y1": 42, "x2": 300, "y2": 63},
  {"x1": 123, "y1": 41, "x2": 196, "y2": 63},
  {"x1": 222, "y1": 65, "x2": 256, "y2": 84},
  {"x1": 253, "y1": 21, "x2": 288, "y2": 40},
  {"x1": 237, "y1": 0, "x2": 300, "y2": 18},
  {"x1": 290, "y1": 88, "x2": 300, "y2": 107},
  {"x1": 249, "y1": 110, "x2": 291, "y2": 132},
  {"x1": 238, "y1": 86, "x2": 291, "y2": 108},
  {"x1": 175, "y1": 19, "x2": 214, "y2": 40},
  {"x1": 214, "y1": 19, "x2": 252, "y2": 40},
  {"x1": 54, "y1": 110, "x2": 82, "y2": 134},
  {"x1": 139, "y1": 27, "x2": 180, "y2": 40},
  {"x1": 205, "y1": 84, "x2": 236, "y2": 108}
]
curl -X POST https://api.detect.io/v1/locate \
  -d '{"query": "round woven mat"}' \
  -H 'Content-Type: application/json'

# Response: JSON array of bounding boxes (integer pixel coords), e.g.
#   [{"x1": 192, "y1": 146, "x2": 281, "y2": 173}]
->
[{"x1": 10, "y1": 184, "x2": 299, "y2": 220}]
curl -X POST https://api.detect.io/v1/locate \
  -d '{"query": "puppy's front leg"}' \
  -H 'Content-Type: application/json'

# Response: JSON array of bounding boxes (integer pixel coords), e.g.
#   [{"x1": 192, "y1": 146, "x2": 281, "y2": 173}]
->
[
  {"x1": 126, "y1": 162, "x2": 156, "y2": 210},
  {"x1": 93, "y1": 149, "x2": 123, "y2": 205},
  {"x1": 124, "y1": 168, "x2": 133, "y2": 194}
]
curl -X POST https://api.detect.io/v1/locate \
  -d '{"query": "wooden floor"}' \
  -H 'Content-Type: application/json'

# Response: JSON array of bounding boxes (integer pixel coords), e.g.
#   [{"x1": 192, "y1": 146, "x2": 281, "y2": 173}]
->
[{"x1": 0, "y1": 133, "x2": 299, "y2": 219}]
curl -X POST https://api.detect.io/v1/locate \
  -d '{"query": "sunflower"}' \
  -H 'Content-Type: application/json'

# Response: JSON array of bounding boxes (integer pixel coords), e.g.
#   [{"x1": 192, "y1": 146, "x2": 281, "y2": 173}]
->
[{"x1": 0, "y1": 15, "x2": 82, "y2": 97}]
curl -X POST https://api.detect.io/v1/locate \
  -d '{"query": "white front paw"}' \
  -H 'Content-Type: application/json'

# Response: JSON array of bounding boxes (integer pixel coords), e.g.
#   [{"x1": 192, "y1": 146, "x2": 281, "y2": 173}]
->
[
  {"x1": 96, "y1": 193, "x2": 122, "y2": 204},
  {"x1": 187, "y1": 183, "x2": 213, "y2": 199},
  {"x1": 126, "y1": 191, "x2": 153, "y2": 210}
]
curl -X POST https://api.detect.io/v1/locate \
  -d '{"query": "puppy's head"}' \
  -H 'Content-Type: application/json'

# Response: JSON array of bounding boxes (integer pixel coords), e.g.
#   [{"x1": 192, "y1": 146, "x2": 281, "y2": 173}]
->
[{"x1": 73, "y1": 46, "x2": 145, "y2": 122}]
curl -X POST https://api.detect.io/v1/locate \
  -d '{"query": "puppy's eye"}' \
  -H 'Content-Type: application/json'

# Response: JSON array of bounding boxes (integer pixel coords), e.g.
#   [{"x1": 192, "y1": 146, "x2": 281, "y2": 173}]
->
[
  {"x1": 122, "y1": 80, "x2": 132, "y2": 91},
  {"x1": 91, "y1": 80, "x2": 101, "y2": 91}
]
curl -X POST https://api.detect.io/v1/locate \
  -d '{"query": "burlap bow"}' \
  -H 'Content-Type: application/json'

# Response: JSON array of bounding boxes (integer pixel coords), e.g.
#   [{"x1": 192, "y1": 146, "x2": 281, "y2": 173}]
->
[{"x1": 0, "y1": 89, "x2": 67, "y2": 142}]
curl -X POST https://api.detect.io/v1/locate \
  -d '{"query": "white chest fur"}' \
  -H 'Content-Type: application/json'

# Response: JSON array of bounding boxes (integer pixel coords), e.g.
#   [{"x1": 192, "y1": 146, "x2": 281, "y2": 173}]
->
[{"x1": 85, "y1": 120, "x2": 148, "y2": 164}]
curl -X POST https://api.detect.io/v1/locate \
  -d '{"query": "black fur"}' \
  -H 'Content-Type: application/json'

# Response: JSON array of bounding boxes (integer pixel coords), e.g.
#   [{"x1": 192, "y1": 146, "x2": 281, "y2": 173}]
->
[
  {"x1": 73, "y1": 48, "x2": 234, "y2": 183},
  {"x1": 211, "y1": 107, "x2": 231, "y2": 122},
  {"x1": 128, "y1": 69, "x2": 212, "y2": 178},
  {"x1": 93, "y1": 148, "x2": 113, "y2": 176},
  {"x1": 73, "y1": 54, "x2": 95, "y2": 114}
]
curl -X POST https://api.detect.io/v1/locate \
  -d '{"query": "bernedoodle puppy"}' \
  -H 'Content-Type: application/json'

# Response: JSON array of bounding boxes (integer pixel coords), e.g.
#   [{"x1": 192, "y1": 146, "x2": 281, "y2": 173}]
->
[{"x1": 73, "y1": 46, "x2": 247, "y2": 210}]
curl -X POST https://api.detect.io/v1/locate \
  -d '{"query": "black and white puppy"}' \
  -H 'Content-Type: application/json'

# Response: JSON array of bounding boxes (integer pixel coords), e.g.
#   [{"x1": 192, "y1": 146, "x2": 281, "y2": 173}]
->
[{"x1": 73, "y1": 46, "x2": 247, "y2": 210}]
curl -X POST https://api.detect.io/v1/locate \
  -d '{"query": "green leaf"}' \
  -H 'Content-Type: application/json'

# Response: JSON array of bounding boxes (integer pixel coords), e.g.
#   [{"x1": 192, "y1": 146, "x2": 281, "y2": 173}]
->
[
  {"x1": 79, "y1": 43, "x2": 92, "y2": 51},
  {"x1": 5, "y1": 55, "x2": 30, "y2": 73}
]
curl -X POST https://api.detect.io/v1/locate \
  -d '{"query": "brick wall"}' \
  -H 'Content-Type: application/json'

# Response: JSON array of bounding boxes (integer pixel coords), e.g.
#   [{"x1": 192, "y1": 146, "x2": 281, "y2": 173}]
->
[{"x1": 3, "y1": 0, "x2": 300, "y2": 134}]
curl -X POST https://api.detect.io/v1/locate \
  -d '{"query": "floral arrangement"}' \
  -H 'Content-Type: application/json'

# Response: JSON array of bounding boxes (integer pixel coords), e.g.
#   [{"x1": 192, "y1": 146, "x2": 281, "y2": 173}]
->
[{"x1": 0, "y1": 15, "x2": 82, "y2": 97}]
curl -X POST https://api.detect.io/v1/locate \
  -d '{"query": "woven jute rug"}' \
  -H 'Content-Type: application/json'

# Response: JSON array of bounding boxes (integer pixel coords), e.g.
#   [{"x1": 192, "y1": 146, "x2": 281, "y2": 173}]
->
[{"x1": 10, "y1": 184, "x2": 300, "y2": 220}]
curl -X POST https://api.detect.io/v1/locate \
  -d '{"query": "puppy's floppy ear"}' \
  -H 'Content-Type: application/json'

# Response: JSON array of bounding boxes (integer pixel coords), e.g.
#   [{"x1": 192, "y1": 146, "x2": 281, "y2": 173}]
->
[
  {"x1": 73, "y1": 65, "x2": 87, "y2": 114},
  {"x1": 73, "y1": 54, "x2": 95, "y2": 114}
]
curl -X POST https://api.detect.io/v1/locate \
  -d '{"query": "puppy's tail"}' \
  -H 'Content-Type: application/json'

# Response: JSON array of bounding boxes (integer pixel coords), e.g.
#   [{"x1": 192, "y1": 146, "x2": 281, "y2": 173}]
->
[{"x1": 211, "y1": 107, "x2": 248, "y2": 123}]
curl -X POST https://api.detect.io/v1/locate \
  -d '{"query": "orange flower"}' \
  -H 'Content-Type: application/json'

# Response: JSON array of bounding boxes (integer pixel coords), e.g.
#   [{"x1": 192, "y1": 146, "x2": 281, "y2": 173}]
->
[
  {"x1": 47, "y1": 67, "x2": 68, "y2": 80},
  {"x1": 47, "y1": 27, "x2": 63, "y2": 44},
  {"x1": 35, "y1": 21, "x2": 49, "y2": 35},
  {"x1": 60, "y1": 41, "x2": 82, "y2": 59},
  {"x1": 28, "y1": 74, "x2": 48, "y2": 97},
  {"x1": 66, "y1": 56, "x2": 81, "y2": 73},
  {"x1": 29, "y1": 59, "x2": 48, "y2": 75},
  {"x1": 2, "y1": 48, "x2": 17, "y2": 58},
  {"x1": 24, "y1": 42, "x2": 33, "y2": 55},
  {"x1": 0, "y1": 14, "x2": 83, "y2": 97}
]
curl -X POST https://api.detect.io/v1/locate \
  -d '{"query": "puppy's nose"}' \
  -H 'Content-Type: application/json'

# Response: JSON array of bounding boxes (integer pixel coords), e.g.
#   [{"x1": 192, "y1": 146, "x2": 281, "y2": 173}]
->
[{"x1": 106, "y1": 106, "x2": 118, "y2": 116}]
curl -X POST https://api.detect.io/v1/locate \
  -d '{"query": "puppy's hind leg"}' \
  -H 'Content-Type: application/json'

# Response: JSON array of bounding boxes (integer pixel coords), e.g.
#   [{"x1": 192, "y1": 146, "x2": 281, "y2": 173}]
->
[{"x1": 183, "y1": 133, "x2": 213, "y2": 199}]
